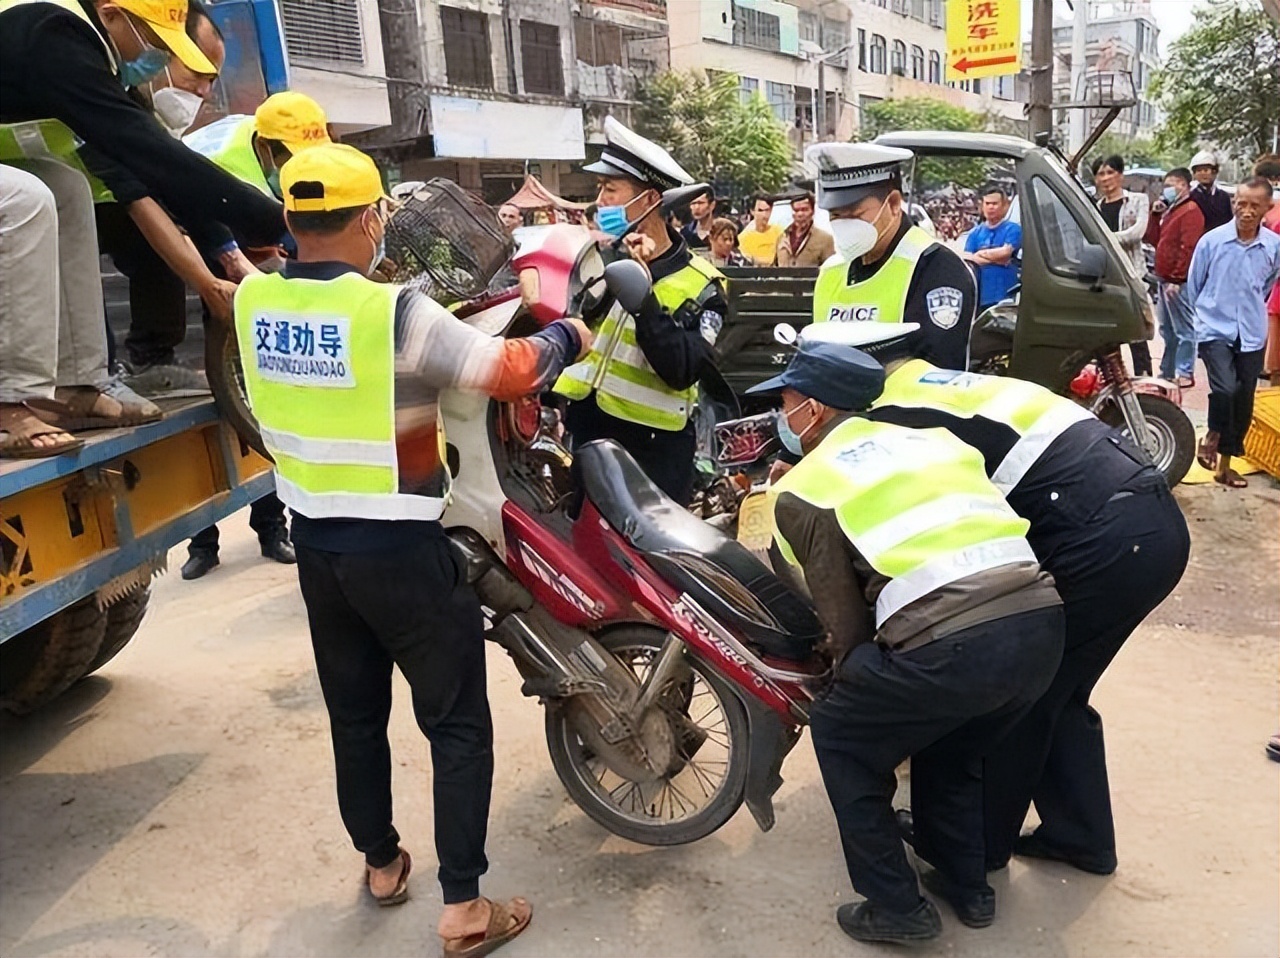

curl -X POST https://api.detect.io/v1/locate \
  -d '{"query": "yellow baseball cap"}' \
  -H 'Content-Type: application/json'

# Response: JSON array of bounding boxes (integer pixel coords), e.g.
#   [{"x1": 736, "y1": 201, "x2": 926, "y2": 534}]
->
[
  {"x1": 113, "y1": 0, "x2": 217, "y2": 76},
  {"x1": 280, "y1": 143, "x2": 386, "y2": 212},
  {"x1": 254, "y1": 92, "x2": 331, "y2": 154}
]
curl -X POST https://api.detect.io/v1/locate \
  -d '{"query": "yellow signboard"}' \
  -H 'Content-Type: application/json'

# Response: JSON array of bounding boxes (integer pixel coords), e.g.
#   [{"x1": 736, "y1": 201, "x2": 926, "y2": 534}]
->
[{"x1": 945, "y1": 0, "x2": 1022, "y2": 81}]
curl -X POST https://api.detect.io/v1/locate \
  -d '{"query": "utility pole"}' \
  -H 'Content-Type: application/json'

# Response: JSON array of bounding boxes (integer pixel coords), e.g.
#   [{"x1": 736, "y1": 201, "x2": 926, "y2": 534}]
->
[
  {"x1": 1028, "y1": 0, "x2": 1055, "y2": 140},
  {"x1": 1069, "y1": 0, "x2": 1088, "y2": 153}
]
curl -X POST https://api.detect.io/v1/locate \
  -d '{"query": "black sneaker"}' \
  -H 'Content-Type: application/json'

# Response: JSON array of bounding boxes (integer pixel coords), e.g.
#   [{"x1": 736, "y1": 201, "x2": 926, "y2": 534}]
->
[
  {"x1": 836, "y1": 899, "x2": 942, "y2": 944},
  {"x1": 124, "y1": 360, "x2": 210, "y2": 399},
  {"x1": 260, "y1": 534, "x2": 296, "y2": 565},
  {"x1": 920, "y1": 868, "x2": 996, "y2": 928},
  {"x1": 181, "y1": 549, "x2": 219, "y2": 580},
  {"x1": 1014, "y1": 831, "x2": 1117, "y2": 875}
]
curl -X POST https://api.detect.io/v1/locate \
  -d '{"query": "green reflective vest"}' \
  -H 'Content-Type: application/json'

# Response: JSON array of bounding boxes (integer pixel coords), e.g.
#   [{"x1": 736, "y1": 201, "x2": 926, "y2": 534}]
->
[
  {"x1": 874, "y1": 359, "x2": 1094, "y2": 494},
  {"x1": 812, "y1": 225, "x2": 935, "y2": 325},
  {"x1": 234, "y1": 272, "x2": 449, "y2": 521},
  {"x1": 183, "y1": 115, "x2": 273, "y2": 196},
  {"x1": 554, "y1": 255, "x2": 723, "y2": 431},
  {"x1": 771, "y1": 417, "x2": 1036, "y2": 628},
  {"x1": 0, "y1": 0, "x2": 117, "y2": 202}
]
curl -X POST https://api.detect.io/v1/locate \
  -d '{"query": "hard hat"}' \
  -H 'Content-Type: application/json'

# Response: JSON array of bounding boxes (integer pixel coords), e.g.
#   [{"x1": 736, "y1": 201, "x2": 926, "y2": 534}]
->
[
  {"x1": 1189, "y1": 150, "x2": 1218, "y2": 170},
  {"x1": 113, "y1": 0, "x2": 217, "y2": 76},
  {"x1": 745, "y1": 340, "x2": 886, "y2": 411},
  {"x1": 255, "y1": 92, "x2": 331, "y2": 154},
  {"x1": 280, "y1": 143, "x2": 386, "y2": 213}
]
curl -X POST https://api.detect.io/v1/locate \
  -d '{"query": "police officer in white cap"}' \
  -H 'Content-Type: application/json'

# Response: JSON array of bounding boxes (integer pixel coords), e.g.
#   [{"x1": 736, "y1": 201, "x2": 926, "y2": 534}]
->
[
  {"x1": 808, "y1": 142, "x2": 976, "y2": 370},
  {"x1": 554, "y1": 116, "x2": 727, "y2": 505}
]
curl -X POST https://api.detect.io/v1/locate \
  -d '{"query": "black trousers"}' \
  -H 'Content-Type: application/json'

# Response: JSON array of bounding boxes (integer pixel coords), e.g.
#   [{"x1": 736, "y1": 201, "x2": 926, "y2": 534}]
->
[
  {"x1": 1199, "y1": 339, "x2": 1266, "y2": 457},
  {"x1": 95, "y1": 203, "x2": 188, "y2": 367},
  {"x1": 809, "y1": 606, "x2": 1064, "y2": 912},
  {"x1": 984, "y1": 475, "x2": 1190, "y2": 867},
  {"x1": 1128, "y1": 340, "x2": 1153, "y2": 377},
  {"x1": 296, "y1": 534, "x2": 493, "y2": 903},
  {"x1": 189, "y1": 494, "x2": 288, "y2": 554},
  {"x1": 565, "y1": 400, "x2": 698, "y2": 506}
]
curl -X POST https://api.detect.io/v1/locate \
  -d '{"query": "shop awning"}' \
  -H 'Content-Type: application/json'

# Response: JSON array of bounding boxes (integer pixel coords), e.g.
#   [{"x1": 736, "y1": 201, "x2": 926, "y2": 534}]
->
[{"x1": 506, "y1": 174, "x2": 588, "y2": 211}]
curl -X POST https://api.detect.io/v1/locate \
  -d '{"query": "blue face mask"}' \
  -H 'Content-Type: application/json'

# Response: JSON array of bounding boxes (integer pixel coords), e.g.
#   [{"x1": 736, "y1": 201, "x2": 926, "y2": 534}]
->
[
  {"x1": 595, "y1": 203, "x2": 632, "y2": 238},
  {"x1": 776, "y1": 404, "x2": 811, "y2": 457},
  {"x1": 119, "y1": 47, "x2": 170, "y2": 89},
  {"x1": 1161, "y1": 186, "x2": 1178, "y2": 205}
]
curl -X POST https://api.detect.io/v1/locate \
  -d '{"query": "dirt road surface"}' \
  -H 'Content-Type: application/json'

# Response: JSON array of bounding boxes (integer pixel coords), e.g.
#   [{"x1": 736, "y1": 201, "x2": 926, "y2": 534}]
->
[{"x1": 2, "y1": 477, "x2": 1276, "y2": 958}]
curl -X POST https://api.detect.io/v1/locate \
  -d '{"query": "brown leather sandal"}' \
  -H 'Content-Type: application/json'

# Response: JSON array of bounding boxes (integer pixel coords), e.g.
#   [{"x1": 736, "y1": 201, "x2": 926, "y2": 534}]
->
[
  {"x1": 442, "y1": 897, "x2": 533, "y2": 958},
  {"x1": 366, "y1": 849, "x2": 411, "y2": 906},
  {"x1": 0, "y1": 403, "x2": 84, "y2": 459},
  {"x1": 28, "y1": 384, "x2": 161, "y2": 431}
]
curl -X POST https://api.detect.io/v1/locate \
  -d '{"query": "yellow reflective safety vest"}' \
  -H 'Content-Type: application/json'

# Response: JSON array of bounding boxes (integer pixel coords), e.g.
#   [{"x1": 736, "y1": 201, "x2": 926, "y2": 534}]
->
[
  {"x1": 812, "y1": 225, "x2": 935, "y2": 325},
  {"x1": 874, "y1": 360, "x2": 1094, "y2": 494},
  {"x1": 183, "y1": 115, "x2": 273, "y2": 196},
  {"x1": 0, "y1": 0, "x2": 117, "y2": 202},
  {"x1": 554, "y1": 256, "x2": 723, "y2": 431},
  {"x1": 771, "y1": 417, "x2": 1036, "y2": 628},
  {"x1": 234, "y1": 272, "x2": 450, "y2": 521}
]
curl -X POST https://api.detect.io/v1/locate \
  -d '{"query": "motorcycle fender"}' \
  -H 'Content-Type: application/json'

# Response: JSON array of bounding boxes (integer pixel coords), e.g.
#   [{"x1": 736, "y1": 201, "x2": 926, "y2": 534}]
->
[
  {"x1": 1131, "y1": 376, "x2": 1182, "y2": 404},
  {"x1": 736, "y1": 688, "x2": 802, "y2": 833}
]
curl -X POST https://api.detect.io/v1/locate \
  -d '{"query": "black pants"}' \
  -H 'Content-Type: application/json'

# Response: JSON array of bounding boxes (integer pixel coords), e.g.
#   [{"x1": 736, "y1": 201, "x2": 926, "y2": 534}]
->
[
  {"x1": 95, "y1": 203, "x2": 188, "y2": 367},
  {"x1": 984, "y1": 476, "x2": 1190, "y2": 867},
  {"x1": 1199, "y1": 339, "x2": 1265, "y2": 457},
  {"x1": 1128, "y1": 340, "x2": 1153, "y2": 377},
  {"x1": 189, "y1": 494, "x2": 288, "y2": 554},
  {"x1": 809, "y1": 606, "x2": 1064, "y2": 912},
  {"x1": 565, "y1": 400, "x2": 697, "y2": 506},
  {"x1": 296, "y1": 533, "x2": 493, "y2": 903}
]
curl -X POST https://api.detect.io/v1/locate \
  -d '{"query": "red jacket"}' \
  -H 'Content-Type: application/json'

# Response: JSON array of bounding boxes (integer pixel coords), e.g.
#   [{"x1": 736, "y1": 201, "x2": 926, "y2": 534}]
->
[{"x1": 1150, "y1": 197, "x2": 1204, "y2": 284}]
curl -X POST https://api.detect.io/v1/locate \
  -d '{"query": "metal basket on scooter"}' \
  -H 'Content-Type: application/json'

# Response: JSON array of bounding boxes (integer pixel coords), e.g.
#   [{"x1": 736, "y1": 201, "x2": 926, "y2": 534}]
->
[{"x1": 382, "y1": 178, "x2": 513, "y2": 303}]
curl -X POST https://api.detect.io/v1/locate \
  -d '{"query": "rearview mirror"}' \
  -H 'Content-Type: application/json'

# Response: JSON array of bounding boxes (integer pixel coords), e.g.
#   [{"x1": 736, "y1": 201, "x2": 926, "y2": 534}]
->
[
  {"x1": 1075, "y1": 244, "x2": 1108, "y2": 288},
  {"x1": 662, "y1": 183, "x2": 712, "y2": 212},
  {"x1": 603, "y1": 259, "x2": 652, "y2": 315}
]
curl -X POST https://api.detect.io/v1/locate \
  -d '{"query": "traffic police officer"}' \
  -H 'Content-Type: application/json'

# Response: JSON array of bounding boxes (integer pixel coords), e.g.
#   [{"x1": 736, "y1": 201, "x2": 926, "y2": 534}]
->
[
  {"x1": 746, "y1": 341, "x2": 1064, "y2": 942},
  {"x1": 555, "y1": 116, "x2": 728, "y2": 505},
  {"x1": 806, "y1": 321, "x2": 1191, "y2": 875},
  {"x1": 807, "y1": 142, "x2": 976, "y2": 370},
  {"x1": 233, "y1": 142, "x2": 590, "y2": 954}
]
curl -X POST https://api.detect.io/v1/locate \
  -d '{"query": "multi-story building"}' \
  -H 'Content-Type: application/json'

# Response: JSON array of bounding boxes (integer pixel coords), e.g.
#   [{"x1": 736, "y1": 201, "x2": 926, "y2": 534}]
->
[
  {"x1": 355, "y1": 0, "x2": 667, "y2": 203},
  {"x1": 667, "y1": 0, "x2": 1029, "y2": 157},
  {"x1": 1050, "y1": 0, "x2": 1162, "y2": 142}
]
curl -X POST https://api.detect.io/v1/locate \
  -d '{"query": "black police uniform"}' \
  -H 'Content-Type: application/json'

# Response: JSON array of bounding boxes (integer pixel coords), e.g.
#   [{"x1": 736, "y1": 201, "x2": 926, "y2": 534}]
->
[
  {"x1": 867, "y1": 405, "x2": 1191, "y2": 872},
  {"x1": 564, "y1": 228, "x2": 727, "y2": 506}
]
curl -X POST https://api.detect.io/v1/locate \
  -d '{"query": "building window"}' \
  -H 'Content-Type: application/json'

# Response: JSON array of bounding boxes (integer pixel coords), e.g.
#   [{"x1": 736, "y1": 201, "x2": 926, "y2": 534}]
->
[
  {"x1": 870, "y1": 34, "x2": 887, "y2": 74},
  {"x1": 799, "y1": 10, "x2": 819, "y2": 44},
  {"x1": 910, "y1": 44, "x2": 925, "y2": 80},
  {"x1": 441, "y1": 6, "x2": 493, "y2": 89},
  {"x1": 972, "y1": 77, "x2": 981, "y2": 95},
  {"x1": 280, "y1": 0, "x2": 364, "y2": 64},
  {"x1": 858, "y1": 28, "x2": 867, "y2": 71},
  {"x1": 733, "y1": 3, "x2": 782, "y2": 53},
  {"x1": 765, "y1": 80, "x2": 794, "y2": 124},
  {"x1": 910, "y1": 0, "x2": 925, "y2": 20},
  {"x1": 891, "y1": 39, "x2": 906, "y2": 75},
  {"x1": 928, "y1": 49, "x2": 941, "y2": 83},
  {"x1": 520, "y1": 21, "x2": 563, "y2": 96},
  {"x1": 929, "y1": 0, "x2": 943, "y2": 26},
  {"x1": 739, "y1": 75, "x2": 760, "y2": 103},
  {"x1": 823, "y1": 18, "x2": 849, "y2": 67}
]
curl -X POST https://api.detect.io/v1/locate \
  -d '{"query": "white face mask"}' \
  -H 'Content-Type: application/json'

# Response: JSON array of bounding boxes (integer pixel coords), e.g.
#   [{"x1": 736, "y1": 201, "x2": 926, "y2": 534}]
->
[
  {"x1": 830, "y1": 199, "x2": 890, "y2": 261},
  {"x1": 153, "y1": 85, "x2": 204, "y2": 138}
]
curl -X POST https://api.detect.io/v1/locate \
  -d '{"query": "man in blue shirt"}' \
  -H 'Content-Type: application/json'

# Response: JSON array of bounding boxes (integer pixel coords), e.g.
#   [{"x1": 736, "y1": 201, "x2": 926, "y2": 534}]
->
[
  {"x1": 1187, "y1": 177, "x2": 1280, "y2": 488},
  {"x1": 962, "y1": 185, "x2": 1022, "y2": 311}
]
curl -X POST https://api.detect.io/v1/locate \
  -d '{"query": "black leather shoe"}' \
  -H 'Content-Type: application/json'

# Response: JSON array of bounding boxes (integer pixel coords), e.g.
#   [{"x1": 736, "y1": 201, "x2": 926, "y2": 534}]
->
[
  {"x1": 181, "y1": 550, "x2": 219, "y2": 580},
  {"x1": 1014, "y1": 831, "x2": 1117, "y2": 875},
  {"x1": 836, "y1": 899, "x2": 942, "y2": 944},
  {"x1": 260, "y1": 535, "x2": 296, "y2": 565},
  {"x1": 920, "y1": 869, "x2": 996, "y2": 928}
]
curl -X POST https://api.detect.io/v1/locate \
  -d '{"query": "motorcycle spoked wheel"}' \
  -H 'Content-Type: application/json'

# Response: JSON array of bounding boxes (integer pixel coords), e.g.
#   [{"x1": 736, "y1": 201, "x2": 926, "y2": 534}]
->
[
  {"x1": 544, "y1": 625, "x2": 750, "y2": 846},
  {"x1": 205, "y1": 316, "x2": 269, "y2": 460},
  {"x1": 1098, "y1": 392, "x2": 1195, "y2": 488}
]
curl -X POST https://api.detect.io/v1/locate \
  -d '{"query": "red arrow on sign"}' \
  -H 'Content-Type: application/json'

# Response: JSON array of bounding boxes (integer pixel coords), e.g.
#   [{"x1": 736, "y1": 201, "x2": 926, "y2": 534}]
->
[{"x1": 952, "y1": 54, "x2": 1018, "y2": 73}]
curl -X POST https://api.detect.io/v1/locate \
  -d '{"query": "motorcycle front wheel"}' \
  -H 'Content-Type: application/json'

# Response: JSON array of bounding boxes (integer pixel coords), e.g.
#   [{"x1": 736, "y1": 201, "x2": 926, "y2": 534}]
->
[
  {"x1": 1099, "y1": 392, "x2": 1195, "y2": 488},
  {"x1": 204, "y1": 315, "x2": 269, "y2": 460},
  {"x1": 544, "y1": 625, "x2": 750, "y2": 846}
]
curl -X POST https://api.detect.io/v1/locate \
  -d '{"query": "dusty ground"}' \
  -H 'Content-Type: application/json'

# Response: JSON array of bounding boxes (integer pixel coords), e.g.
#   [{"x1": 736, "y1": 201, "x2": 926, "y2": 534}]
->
[{"x1": 1, "y1": 471, "x2": 1276, "y2": 958}]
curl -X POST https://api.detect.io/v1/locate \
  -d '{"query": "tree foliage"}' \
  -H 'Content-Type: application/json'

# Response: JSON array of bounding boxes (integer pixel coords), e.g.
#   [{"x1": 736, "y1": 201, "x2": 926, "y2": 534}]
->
[
  {"x1": 858, "y1": 98, "x2": 993, "y2": 189},
  {"x1": 1151, "y1": 0, "x2": 1280, "y2": 160},
  {"x1": 633, "y1": 71, "x2": 792, "y2": 198},
  {"x1": 1084, "y1": 132, "x2": 1183, "y2": 173}
]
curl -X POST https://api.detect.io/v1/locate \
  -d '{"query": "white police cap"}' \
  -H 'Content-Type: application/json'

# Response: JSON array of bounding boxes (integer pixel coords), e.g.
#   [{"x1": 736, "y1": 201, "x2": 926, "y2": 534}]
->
[
  {"x1": 584, "y1": 116, "x2": 694, "y2": 192},
  {"x1": 805, "y1": 142, "x2": 914, "y2": 211}
]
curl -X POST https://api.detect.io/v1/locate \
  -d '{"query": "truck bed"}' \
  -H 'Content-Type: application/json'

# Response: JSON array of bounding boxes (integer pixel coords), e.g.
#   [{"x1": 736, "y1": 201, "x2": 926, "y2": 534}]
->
[{"x1": 1, "y1": 399, "x2": 274, "y2": 639}]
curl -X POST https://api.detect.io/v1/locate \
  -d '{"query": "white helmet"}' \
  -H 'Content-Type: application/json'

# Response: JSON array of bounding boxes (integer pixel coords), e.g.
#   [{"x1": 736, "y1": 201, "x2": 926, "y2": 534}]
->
[{"x1": 1189, "y1": 150, "x2": 1218, "y2": 170}]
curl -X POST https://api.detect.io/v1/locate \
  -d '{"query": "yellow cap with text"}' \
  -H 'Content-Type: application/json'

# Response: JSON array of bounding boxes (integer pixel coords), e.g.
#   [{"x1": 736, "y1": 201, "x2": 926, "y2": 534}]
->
[
  {"x1": 113, "y1": 0, "x2": 218, "y2": 76},
  {"x1": 254, "y1": 92, "x2": 331, "y2": 154},
  {"x1": 280, "y1": 143, "x2": 385, "y2": 212}
]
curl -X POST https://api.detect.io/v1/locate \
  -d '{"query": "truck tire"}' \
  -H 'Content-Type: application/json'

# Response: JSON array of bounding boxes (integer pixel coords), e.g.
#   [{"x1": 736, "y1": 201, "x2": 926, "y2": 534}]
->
[
  {"x1": 83, "y1": 585, "x2": 151, "y2": 676},
  {"x1": 0, "y1": 597, "x2": 107, "y2": 715},
  {"x1": 205, "y1": 315, "x2": 268, "y2": 459}
]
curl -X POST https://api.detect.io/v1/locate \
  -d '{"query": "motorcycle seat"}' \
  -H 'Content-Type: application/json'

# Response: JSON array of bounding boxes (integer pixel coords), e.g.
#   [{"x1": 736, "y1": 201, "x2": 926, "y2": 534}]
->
[{"x1": 575, "y1": 440, "x2": 823, "y2": 661}]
